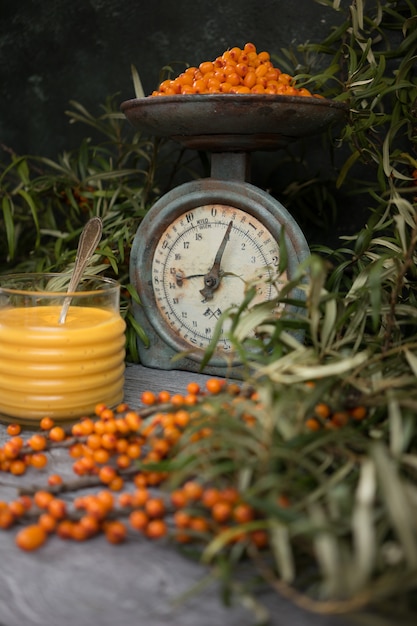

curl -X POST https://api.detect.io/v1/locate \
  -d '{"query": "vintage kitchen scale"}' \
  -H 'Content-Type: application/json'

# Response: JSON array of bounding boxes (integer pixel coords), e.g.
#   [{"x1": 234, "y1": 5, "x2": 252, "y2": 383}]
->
[{"x1": 121, "y1": 93, "x2": 347, "y2": 376}]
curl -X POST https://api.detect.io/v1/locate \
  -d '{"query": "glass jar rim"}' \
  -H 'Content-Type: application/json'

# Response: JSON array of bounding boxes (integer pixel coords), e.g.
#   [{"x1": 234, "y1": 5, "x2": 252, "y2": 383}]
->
[{"x1": 0, "y1": 272, "x2": 120, "y2": 297}]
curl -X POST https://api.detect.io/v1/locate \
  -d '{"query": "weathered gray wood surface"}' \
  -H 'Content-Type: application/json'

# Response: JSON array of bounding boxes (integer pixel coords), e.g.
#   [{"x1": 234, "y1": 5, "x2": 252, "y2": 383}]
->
[{"x1": 0, "y1": 364, "x2": 352, "y2": 626}]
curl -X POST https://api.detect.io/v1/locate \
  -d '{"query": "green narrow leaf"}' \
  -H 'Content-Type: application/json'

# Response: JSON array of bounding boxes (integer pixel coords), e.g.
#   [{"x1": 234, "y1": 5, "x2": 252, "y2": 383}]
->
[
  {"x1": 351, "y1": 459, "x2": 377, "y2": 590},
  {"x1": 372, "y1": 443, "x2": 417, "y2": 569},
  {"x1": 126, "y1": 311, "x2": 150, "y2": 348},
  {"x1": 269, "y1": 520, "x2": 295, "y2": 583},
  {"x1": 2, "y1": 195, "x2": 15, "y2": 260},
  {"x1": 18, "y1": 189, "x2": 41, "y2": 248},
  {"x1": 131, "y1": 64, "x2": 145, "y2": 98},
  {"x1": 336, "y1": 150, "x2": 361, "y2": 188}
]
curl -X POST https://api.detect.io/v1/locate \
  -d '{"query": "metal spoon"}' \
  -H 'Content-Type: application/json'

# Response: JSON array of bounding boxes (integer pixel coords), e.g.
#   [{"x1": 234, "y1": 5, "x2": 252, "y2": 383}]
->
[{"x1": 58, "y1": 216, "x2": 103, "y2": 324}]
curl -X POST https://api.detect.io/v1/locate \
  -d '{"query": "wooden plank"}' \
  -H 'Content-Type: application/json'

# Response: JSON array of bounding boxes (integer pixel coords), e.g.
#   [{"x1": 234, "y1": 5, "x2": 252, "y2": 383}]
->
[
  {"x1": 123, "y1": 363, "x2": 215, "y2": 410},
  {"x1": 0, "y1": 364, "x2": 348, "y2": 626}
]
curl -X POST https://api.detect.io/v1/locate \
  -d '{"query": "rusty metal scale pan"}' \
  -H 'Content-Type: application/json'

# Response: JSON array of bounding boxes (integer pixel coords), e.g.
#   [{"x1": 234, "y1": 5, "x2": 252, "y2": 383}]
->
[{"x1": 121, "y1": 94, "x2": 348, "y2": 152}]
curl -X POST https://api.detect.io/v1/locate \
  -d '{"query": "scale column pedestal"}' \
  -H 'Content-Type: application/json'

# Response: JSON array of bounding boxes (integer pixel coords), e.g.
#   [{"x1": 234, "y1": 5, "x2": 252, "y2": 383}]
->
[{"x1": 210, "y1": 152, "x2": 250, "y2": 183}]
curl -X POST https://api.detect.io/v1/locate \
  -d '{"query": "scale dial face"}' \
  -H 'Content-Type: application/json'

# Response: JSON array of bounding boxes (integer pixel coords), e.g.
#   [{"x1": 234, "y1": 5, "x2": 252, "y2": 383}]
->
[{"x1": 151, "y1": 204, "x2": 284, "y2": 357}]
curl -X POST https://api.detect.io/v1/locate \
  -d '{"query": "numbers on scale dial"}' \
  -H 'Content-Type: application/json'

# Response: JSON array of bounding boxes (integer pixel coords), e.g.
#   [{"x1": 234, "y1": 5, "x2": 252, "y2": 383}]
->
[{"x1": 152, "y1": 204, "x2": 284, "y2": 353}]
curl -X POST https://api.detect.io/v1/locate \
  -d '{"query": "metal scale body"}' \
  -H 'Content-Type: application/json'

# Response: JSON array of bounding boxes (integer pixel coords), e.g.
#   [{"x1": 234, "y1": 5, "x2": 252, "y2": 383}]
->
[{"x1": 121, "y1": 94, "x2": 347, "y2": 376}]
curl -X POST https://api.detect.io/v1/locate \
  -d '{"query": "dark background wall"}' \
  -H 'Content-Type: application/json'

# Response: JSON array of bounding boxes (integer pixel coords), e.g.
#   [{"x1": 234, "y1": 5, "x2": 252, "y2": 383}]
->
[{"x1": 0, "y1": 0, "x2": 343, "y2": 158}]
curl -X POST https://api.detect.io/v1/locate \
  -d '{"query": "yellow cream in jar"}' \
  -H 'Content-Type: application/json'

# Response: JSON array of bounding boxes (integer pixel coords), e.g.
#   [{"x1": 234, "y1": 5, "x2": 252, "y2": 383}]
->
[{"x1": 0, "y1": 305, "x2": 126, "y2": 421}]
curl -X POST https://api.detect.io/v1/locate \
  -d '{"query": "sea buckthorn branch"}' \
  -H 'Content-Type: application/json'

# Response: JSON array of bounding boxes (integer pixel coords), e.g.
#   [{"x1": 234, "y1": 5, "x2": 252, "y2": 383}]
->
[{"x1": 0, "y1": 375, "x2": 372, "y2": 608}]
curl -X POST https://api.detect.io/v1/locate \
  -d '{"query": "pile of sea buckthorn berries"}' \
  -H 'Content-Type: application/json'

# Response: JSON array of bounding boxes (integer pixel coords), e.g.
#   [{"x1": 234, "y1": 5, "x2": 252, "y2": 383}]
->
[
  {"x1": 0, "y1": 378, "x2": 367, "y2": 552},
  {"x1": 0, "y1": 379, "x2": 272, "y2": 552},
  {"x1": 151, "y1": 42, "x2": 317, "y2": 97}
]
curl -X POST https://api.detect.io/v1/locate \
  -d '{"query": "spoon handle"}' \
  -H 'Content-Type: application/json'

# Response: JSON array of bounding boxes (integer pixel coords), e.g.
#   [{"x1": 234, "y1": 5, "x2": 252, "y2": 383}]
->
[{"x1": 58, "y1": 217, "x2": 103, "y2": 324}]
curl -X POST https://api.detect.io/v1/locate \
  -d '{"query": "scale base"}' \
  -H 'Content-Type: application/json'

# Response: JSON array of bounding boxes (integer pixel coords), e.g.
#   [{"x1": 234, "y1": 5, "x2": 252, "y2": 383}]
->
[{"x1": 132, "y1": 300, "x2": 248, "y2": 379}]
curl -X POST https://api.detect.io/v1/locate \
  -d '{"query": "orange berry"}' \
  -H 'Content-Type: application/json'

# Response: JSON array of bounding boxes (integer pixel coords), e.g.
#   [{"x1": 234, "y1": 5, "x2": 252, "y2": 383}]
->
[
  {"x1": 133, "y1": 473, "x2": 147, "y2": 488},
  {"x1": 56, "y1": 519, "x2": 74, "y2": 539},
  {"x1": 47, "y1": 474, "x2": 63, "y2": 487},
  {"x1": 84, "y1": 499, "x2": 108, "y2": 521},
  {"x1": 174, "y1": 410, "x2": 190, "y2": 428},
  {"x1": 233, "y1": 503, "x2": 255, "y2": 524},
  {"x1": 2, "y1": 442, "x2": 19, "y2": 460},
  {"x1": 170, "y1": 393, "x2": 184, "y2": 406},
  {"x1": 39, "y1": 416, "x2": 55, "y2": 430},
  {"x1": 331, "y1": 411, "x2": 350, "y2": 427},
  {"x1": 162, "y1": 425, "x2": 181, "y2": 443},
  {"x1": 116, "y1": 454, "x2": 131, "y2": 470},
  {"x1": 158, "y1": 390, "x2": 171, "y2": 403},
  {"x1": 28, "y1": 433, "x2": 47, "y2": 451},
  {"x1": 93, "y1": 420, "x2": 107, "y2": 435},
  {"x1": 199, "y1": 60, "x2": 214, "y2": 75},
  {"x1": 96, "y1": 489, "x2": 115, "y2": 512},
  {"x1": 170, "y1": 489, "x2": 188, "y2": 509},
  {"x1": 211, "y1": 501, "x2": 233, "y2": 523},
  {"x1": 69, "y1": 442, "x2": 84, "y2": 458},
  {"x1": 18, "y1": 495, "x2": 32, "y2": 511},
  {"x1": 183, "y1": 481, "x2": 203, "y2": 501},
  {"x1": 101, "y1": 432, "x2": 117, "y2": 450},
  {"x1": 34, "y1": 490, "x2": 54, "y2": 509},
  {"x1": 314, "y1": 403, "x2": 331, "y2": 420},
  {"x1": 9, "y1": 459, "x2": 27, "y2": 475},
  {"x1": 109, "y1": 476, "x2": 124, "y2": 492},
  {"x1": 15, "y1": 524, "x2": 47, "y2": 551},
  {"x1": 145, "y1": 497, "x2": 165, "y2": 518},
  {"x1": 146, "y1": 519, "x2": 168, "y2": 539},
  {"x1": 6, "y1": 423, "x2": 21, "y2": 436},
  {"x1": 94, "y1": 402, "x2": 107, "y2": 416},
  {"x1": 277, "y1": 494, "x2": 291, "y2": 508},
  {"x1": 251, "y1": 529, "x2": 269, "y2": 549},
  {"x1": 7, "y1": 436, "x2": 23, "y2": 451},
  {"x1": 49, "y1": 426, "x2": 66, "y2": 442},
  {"x1": 226, "y1": 72, "x2": 241, "y2": 86},
  {"x1": 129, "y1": 510, "x2": 149, "y2": 532},
  {"x1": 100, "y1": 408, "x2": 115, "y2": 421},
  {"x1": 38, "y1": 512, "x2": 57, "y2": 533},
  {"x1": 205, "y1": 378, "x2": 224, "y2": 395},
  {"x1": 92, "y1": 448, "x2": 109, "y2": 465},
  {"x1": 235, "y1": 62, "x2": 248, "y2": 77},
  {"x1": 124, "y1": 411, "x2": 142, "y2": 431},
  {"x1": 145, "y1": 471, "x2": 166, "y2": 486},
  {"x1": 202, "y1": 487, "x2": 221, "y2": 508},
  {"x1": 173, "y1": 510, "x2": 191, "y2": 529},
  {"x1": 98, "y1": 465, "x2": 117, "y2": 484},
  {"x1": 86, "y1": 433, "x2": 102, "y2": 450},
  {"x1": 189, "y1": 516, "x2": 210, "y2": 533},
  {"x1": 150, "y1": 437, "x2": 170, "y2": 457},
  {"x1": 104, "y1": 520, "x2": 127, "y2": 544},
  {"x1": 29, "y1": 453, "x2": 48, "y2": 469},
  {"x1": 220, "y1": 487, "x2": 240, "y2": 504},
  {"x1": 141, "y1": 390, "x2": 157, "y2": 406},
  {"x1": 8, "y1": 500, "x2": 26, "y2": 518},
  {"x1": 47, "y1": 498, "x2": 67, "y2": 520},
  {"x1": 131, "y1": 487, "x2": 149, "y2": 507},
  {"x1": 118, "y1": 492, "x2": 133, "y2": 508},
  {"x1": 305, "y1": 418, "x2": 321, "y2": 431},
  {"x1": 70, "y1": 522, "x2": 90, "y2": 542},
  {"x1": 77, "y1": 417, "x2": 95, "y2": 436},
  {"x1": 243, "y1": 70, "x2": 257, "y2": 88},
  {"x1": 257, "y1": 50, "x2": 270, "y2": 63},
  {"x1": 127, "y1": 442, "x2": 142, "y2": 459},
  {"x1": 350, "y1": 406, "x2": 367, "y2": 421},
  {"x1": 79, "y1": 515, "x2": 100, "y2": 537},
  {"x1": 0, "y1": 509, "x2": 14, "y2": 529},
  {"x1": 244, "y1": 42, "x2": 257, "y2": 53}
]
